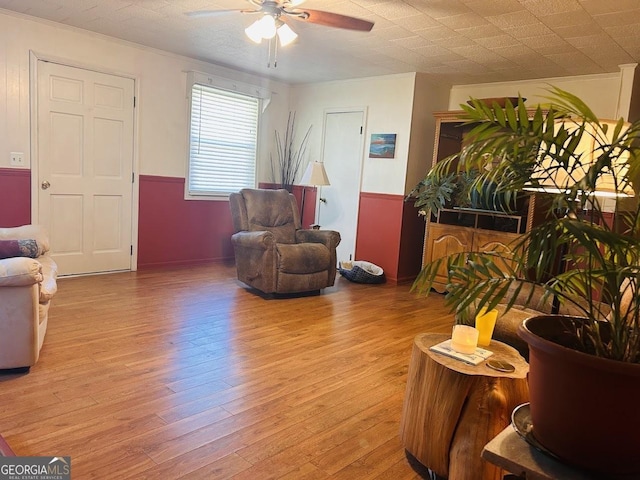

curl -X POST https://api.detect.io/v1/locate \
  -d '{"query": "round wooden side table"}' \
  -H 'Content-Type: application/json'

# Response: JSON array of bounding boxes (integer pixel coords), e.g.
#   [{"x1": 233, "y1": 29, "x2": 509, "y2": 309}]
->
[{"x1": 400, "y1": 332, "x2": 529, "y2": 480}]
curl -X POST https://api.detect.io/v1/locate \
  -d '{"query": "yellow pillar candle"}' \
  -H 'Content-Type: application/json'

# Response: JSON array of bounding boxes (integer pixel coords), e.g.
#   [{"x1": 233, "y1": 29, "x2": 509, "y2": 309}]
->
[
  {"x1": 450, "y1": 325, "x2": 479, "y2": 354},
  {"x1": 475, "y1": 307, "x2": 499, "y2": 347}
]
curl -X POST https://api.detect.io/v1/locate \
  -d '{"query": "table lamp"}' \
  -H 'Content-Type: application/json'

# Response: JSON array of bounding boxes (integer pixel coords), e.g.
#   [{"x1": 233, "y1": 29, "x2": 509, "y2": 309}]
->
[{"x1": 299, "y1": 161, "x2": 330, "y2": 227}]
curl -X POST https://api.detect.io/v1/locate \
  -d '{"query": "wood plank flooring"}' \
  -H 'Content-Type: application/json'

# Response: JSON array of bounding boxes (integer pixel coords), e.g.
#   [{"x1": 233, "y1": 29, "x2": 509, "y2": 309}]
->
[{"x1": 0, "y1": 262, "x2": 454, "y2": 479}]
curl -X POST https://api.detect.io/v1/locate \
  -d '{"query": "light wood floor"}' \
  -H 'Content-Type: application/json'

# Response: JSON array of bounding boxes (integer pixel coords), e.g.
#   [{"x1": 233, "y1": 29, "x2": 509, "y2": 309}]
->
[{"x1": 0, "y1": 262, "x2": 454, "y2": 479}]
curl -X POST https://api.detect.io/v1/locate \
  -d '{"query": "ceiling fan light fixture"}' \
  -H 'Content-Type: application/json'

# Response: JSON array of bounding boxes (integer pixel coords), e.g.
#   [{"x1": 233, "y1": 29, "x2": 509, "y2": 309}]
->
[
  {"x1": 245, "y1": 14, "x2": 278, "y2": 42},
  {"x1": 277, "y1": 23, "x2": 297, "y2": 46},
  {"x1": 258, "y1": 14, "x2": 277, "y2": 39},
  {"x1": 244, "y1": 20, "x2": 264, "y2": 43}
]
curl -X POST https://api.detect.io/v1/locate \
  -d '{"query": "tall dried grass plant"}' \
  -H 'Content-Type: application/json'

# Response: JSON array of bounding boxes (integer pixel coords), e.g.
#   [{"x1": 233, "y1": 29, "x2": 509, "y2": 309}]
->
[{"x1": 270, "y1": 112, "x2": 312, "y2": 190}]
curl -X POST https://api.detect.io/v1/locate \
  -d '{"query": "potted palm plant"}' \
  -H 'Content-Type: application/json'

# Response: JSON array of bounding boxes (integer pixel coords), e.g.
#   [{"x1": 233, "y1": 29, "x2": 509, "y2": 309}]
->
[{"x1": 411, "y1": 87, "x2": 640, "y2": 475}]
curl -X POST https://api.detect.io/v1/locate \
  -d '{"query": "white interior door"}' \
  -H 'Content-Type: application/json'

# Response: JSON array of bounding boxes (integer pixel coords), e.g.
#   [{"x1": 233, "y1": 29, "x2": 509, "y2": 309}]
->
[
  {"x1": 37, "y1": 61, "x2": 135, "y2": 275},
  {"x1": 319, "y1": 110, "x2": 365, "y2": 264}
]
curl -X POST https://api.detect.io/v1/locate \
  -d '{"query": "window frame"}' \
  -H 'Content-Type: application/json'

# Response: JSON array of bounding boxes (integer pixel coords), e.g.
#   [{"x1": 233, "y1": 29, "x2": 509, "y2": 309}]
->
[{"x1": 185, "y1": 72, "x2": 270, "y2": 200}]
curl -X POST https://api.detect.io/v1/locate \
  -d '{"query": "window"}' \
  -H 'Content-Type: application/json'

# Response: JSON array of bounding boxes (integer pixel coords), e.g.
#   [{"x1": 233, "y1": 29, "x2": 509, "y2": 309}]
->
[{"x1": 187, "y1": 84, "x2": 260, "y2": 197}]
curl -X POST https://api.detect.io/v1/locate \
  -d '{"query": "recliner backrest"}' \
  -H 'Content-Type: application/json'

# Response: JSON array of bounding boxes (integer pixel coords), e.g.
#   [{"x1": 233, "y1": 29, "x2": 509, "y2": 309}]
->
[{"x1": 232, "y1": 189, "x2": 301, "y2": 244}]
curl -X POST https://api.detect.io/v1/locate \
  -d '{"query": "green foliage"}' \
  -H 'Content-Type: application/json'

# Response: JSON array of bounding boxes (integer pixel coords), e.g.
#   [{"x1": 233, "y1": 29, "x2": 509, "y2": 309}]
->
[
  {"x1": 407, "y1": 169, "x2": 479, "y2": 214},
  {"x1": 412, "y1": 88, "x2": 640, "y2": 363}
]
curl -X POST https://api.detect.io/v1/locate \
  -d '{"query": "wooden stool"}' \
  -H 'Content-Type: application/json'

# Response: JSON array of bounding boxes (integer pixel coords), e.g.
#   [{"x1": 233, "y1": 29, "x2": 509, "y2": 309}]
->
[{"x1": 400, "y1": 333, "x2": 529, "y2": 480}]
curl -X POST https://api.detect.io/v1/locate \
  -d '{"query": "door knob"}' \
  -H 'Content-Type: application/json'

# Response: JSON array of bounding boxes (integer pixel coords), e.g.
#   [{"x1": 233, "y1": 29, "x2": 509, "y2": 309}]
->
[{"x1": 41, "y1": 180, "x2": 51, "y2": 190}]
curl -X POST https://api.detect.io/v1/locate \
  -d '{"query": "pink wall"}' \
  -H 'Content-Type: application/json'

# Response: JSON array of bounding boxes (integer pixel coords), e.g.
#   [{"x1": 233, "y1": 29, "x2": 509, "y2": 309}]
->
[
  {"x1": 355, "y1": 192, "x2": 425, "y2": 284},
  {"x1": 137, "y1": 175, "x2": 235, "y2": 269},
  {"x1": 0, "y1": 168, "x2": 31, "y2": 227},
  {"x1": 1, "y1": 170, "x2": 423, "y2": 280}
]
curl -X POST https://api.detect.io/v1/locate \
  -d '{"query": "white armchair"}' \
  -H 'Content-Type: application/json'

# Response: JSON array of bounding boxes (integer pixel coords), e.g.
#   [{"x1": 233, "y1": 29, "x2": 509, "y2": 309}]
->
[{"x1": 0, "y1": 225, "x2": 58, "y2": 370}]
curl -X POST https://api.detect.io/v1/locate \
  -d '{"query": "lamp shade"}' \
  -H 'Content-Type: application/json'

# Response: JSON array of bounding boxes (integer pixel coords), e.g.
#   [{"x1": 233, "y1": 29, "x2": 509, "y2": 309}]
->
[
  {"x1": 300, "y1": 161, "x2": 330, "y2": 186},
  {"x1": 245, "y1": 15, "x2": 277, "y2": 43},
  {"x1": 258, "y1": 14, "x2": 277, "y2": 39},
  {"x1": 528, "y1": 119, "x2": 633, "y2": 198},
  {"x1": 276, "y1": 23, "x2": 298, "y2": 47},
  {"x1": 245, "y1": 19, "x2": 264, "y2": 43}
]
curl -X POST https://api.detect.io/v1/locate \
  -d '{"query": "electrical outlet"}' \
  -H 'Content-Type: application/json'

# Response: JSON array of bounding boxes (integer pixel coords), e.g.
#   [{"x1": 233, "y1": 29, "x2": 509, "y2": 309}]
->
[{"x1": 10, "y1": 152, "x2": 24, "y2": 166}]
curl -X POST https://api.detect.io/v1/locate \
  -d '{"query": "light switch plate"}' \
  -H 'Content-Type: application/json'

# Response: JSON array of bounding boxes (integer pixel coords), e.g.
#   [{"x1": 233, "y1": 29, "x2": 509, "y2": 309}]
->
[{"x1": 10, "y1": 152, "x2": 24, "y2": 166}]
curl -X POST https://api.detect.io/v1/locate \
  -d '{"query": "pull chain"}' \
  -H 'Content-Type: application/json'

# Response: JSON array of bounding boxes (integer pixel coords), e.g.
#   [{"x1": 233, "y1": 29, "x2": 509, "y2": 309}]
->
[
  {"x1": 274, "y1": 35, "x2": 278, "y2": 68},
  {"x1": 266, "y1": 37, "x2": 279, "y2": 69}
]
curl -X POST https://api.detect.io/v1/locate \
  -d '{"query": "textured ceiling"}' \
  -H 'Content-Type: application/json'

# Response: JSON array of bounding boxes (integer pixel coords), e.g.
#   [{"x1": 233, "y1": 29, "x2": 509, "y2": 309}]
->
[{"x1": 1, "y1": 0, "x2": 639, "y2": 85}]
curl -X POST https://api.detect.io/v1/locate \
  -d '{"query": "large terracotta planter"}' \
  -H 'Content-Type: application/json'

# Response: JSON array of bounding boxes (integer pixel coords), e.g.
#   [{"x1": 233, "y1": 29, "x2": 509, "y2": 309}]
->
[{"x1": 518, "y1": 315, "x2": 640, "y2": 475}]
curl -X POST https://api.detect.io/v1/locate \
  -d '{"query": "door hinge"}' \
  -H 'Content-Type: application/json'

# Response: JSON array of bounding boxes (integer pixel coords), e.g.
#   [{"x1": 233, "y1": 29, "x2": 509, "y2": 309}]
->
[
  {"x1": 133, "y1": 96, "x2": 136, "y2": 108},
  {"x1": 130, "y1": 245, "x2": 133, "y2": 255},
  {"x1": 360, "y1": 126, "x2": 363, "y2": 134},
  {"x1": 132, "y1": 172, "x2": 135, "y2": 183}
]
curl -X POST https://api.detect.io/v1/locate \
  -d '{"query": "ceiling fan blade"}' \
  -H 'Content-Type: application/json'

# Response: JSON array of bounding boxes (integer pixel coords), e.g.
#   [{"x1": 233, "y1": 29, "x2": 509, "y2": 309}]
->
[
  {"x1": 293, "y1": 9, "x2": 374, "y2": 32},
  {"x1": 184, "y1": 9, "x2": 244, "y2": 18}
]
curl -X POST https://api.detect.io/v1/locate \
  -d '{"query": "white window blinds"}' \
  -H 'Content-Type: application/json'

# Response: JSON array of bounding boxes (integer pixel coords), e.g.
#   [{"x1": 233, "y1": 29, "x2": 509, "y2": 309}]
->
[{"x1": 188, "y1": 84, "x2": 259, "y2": 196}]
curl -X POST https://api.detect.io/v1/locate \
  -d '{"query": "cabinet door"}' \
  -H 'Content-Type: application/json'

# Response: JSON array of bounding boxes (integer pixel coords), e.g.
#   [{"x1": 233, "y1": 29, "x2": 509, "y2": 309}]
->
[
  {"x1": 473, "y1": 230, "x2": 521, "y2": 274},
  {"x1": 425, "y1": 224, "x2": 474, "y2": 293}
]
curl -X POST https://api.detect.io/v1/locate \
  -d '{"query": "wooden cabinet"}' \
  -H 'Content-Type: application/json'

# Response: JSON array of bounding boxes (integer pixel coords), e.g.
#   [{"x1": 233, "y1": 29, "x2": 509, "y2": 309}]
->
[
  {"x1": 424, "y1": 221, "x2": 521, "y2": 293},
  {"x1": 473, "y1": 229, "x2": 521, "y2": 259},
  {"x1": 421, "y1": 109, "x2": 548, "y2": 292},
  {"x1": 430, "y1": 110, "x2": 475, "y2": 166},
  {"x1": 424, "y1": 224, "x2": 472, "y2": 292}
]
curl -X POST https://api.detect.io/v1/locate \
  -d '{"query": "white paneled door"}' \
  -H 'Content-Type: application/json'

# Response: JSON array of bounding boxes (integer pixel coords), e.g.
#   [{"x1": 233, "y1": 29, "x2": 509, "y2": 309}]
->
[
  {"x1": 319, "y1": 110, "x2": 365, "y2": 265},
  {"x1": 37, "y1": 61, "x2": 134, "y2": 275}
]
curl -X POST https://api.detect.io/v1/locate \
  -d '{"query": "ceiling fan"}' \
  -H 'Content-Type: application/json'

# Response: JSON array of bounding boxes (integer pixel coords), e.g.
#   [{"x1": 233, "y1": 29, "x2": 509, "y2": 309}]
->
[{"x1": 186, "y1": 0, "x2": 375, "y2": 47}]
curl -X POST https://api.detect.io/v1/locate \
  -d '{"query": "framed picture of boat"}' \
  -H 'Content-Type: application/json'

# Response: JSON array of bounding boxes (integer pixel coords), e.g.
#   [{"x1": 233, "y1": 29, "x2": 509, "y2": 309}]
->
[{"x1": 369, "y1": 133, "x2": 396, "y2": 158}]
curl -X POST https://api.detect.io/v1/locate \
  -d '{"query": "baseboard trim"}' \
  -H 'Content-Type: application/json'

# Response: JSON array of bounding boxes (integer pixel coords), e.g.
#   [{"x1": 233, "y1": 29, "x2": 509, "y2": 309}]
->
[{"x1": 137, "y1": 257, "x2": 235, "y2": 270}]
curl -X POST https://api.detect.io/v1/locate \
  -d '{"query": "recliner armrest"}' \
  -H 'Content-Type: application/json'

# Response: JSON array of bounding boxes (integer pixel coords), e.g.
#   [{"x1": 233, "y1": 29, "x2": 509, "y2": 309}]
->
[
  {"x1": 0, "y1": 257, "x2": 43, "y2": 287},
  {"x1": 296, "y1": 229, "x2": 341, "y2": 249},
  {"x1": 231, "y1": 230, "x2": 276, "y2": 250}
]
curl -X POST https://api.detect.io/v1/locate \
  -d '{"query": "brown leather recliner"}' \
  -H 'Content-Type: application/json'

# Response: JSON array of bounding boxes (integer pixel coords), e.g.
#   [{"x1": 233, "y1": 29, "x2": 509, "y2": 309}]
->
[{"x1": 229, "y1": 188, "x2": 341, "y2": 294}]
